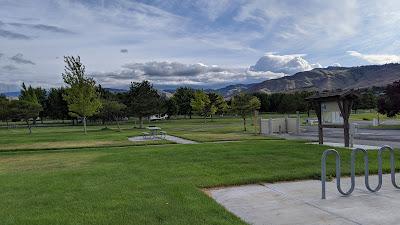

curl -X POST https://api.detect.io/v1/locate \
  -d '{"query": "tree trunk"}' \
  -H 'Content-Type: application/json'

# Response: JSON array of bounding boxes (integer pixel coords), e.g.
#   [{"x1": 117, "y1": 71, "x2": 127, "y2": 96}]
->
[
  {"x1": 139, "y1": 116, "x2": 143, "y2": 128},
  {"x1": 83, "y1": 117, "x2": 87, "y2": 134},
  {"x1": 253, "y1": 110, "x2": 257, "y2": 134},
  {"x1": 116, "y1": 117, "x2": 121, "y2": 132},
  {"x1": 243, "y1": 117, "x2": 247, "y2": 131},
  {"x1": 26, "y1": 120, "x2": 32, "y2": 134},
  {"x1": 204, "y1": 115, "x2": 207, "y2": 124},
  {"x1": 6, "y1": 120, "x2": 9, "y2": 129}
]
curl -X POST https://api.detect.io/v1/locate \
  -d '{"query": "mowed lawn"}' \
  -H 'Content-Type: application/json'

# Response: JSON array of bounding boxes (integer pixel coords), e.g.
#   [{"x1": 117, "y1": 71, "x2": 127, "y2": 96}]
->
[
  {"x1": 0, "y1": 126, "x2": 171, "y2": 151},
  {"x1": 0, "y1": 139, "x2": 398, "y2": 225},
  {"x1": 0, "y1": 117, "x2": 275, "y2": 151}
]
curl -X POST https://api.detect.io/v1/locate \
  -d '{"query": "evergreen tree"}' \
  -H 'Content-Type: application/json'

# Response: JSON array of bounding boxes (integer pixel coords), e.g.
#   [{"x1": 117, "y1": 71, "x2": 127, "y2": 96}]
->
[
  {"x1": 127, "y1": 81, "x2": 160, "y2": 128},
  {"x1": 172, "y1": 87, "x2": 194, "y2": 118},
  {"x1": 165, "y1": 98, "x2": 178, "y2": 119},
  {"x1": 45, "y1": 88, "x2": 70, "y2": 122},
  {"x1": 207, "y1": 92, "x2": 228, "y2": 118},
  {"x1": 0, "y1": 96, "x2": 11, "y2": 128},
  {"x1": 378, "y1": 80, "x2": 400, "y2": 117}
]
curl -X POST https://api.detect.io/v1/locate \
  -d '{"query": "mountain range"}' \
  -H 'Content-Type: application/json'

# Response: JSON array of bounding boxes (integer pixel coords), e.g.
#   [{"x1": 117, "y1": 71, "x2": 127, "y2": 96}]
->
[
  {"x1": 216, "y1": 63, "x2": 400, "y2": 96},
  {"x1": 2, "y1": 64, "x2": 400, "y2": 98}
]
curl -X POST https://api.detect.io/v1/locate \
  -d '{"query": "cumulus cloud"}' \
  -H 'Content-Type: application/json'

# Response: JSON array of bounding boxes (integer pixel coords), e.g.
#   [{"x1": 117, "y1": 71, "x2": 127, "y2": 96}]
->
[
  {"x1": 91, "y1": 61, "x2": 284, "y2": 88},
  {"x1": 249, "y1": 53, "x2": 320, "y2": 75},
  {"x1": 347, "y1": 51, "x2": 400, "y2": 64},
  {"x1": 10, "y1": 53, "x2": 35, "y2": 65}
]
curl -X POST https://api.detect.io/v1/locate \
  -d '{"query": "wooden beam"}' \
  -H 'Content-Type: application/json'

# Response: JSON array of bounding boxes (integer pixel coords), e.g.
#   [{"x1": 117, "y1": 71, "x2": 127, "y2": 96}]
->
[
  {"x1": 343, "y1": 99, "x2": 350, "y2": 147},
  {"x1": 315, "y1": 101, "x2": 323, "y2": 145}
]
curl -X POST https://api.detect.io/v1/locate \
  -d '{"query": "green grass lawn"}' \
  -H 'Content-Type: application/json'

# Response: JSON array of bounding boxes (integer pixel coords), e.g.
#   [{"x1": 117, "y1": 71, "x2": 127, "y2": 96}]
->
[
  {"x1": 1, "y1": 117, "x2": 399, "y2": 224},
  {"x1": 0, "y1": 139, "x2": 398, "y2": 225},
  {"x1": 0, "y1": 117, "x2": 278, "y2": 151},
  {"x1": 0, "y1": 126, "x2": 172, "y2": 151}
]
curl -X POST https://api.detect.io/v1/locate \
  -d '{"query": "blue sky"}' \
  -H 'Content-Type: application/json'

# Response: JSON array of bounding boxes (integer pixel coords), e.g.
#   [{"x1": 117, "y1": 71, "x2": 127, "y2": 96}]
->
[{"x1": 1, "y1": 0, "x2": 400, "y2": 91}]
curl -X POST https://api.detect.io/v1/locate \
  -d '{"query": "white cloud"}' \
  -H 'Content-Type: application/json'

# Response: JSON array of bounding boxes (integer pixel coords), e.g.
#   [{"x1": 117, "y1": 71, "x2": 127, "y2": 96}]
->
[
  {"x1": 235, "y1": 0, "x2": 360, "y2": 47},
  {"x1": 249, "y1": 53, "x2": 320, "y2": 75},
  {"x1": 91, "y1": 60, "x2": 284, "y2": 88},
  {"x1": 347, "y1": 51, "x2": 400, "y2": 64}
]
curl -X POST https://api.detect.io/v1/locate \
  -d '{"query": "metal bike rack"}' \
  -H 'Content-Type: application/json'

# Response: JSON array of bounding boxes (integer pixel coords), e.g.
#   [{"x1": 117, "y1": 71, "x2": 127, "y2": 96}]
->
[{"x1": 321, "y1": 145, "x2": 399, "y2": 199}]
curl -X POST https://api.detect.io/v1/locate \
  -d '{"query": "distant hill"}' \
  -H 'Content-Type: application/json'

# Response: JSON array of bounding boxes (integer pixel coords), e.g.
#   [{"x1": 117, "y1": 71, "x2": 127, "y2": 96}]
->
[
  {"x1": 0, "y1": 91, "x2": 20, "y2": 98},
  {"x1": 104, "y1": 88, "x2": 127, "y2": 93},
  {"x1": 214, "y1": 84, "x2": 253, "y2": 97},
  {"x1": 0, "y1": 83, "x2": 19, "y2": 94},
  {"x1": 217, "y1": 64, "x2": 400, "y2": 96}
]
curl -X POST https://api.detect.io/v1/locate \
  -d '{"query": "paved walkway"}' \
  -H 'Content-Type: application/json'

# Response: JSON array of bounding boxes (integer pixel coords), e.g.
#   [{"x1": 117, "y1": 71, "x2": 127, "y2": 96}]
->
[
  {"x1": 209, "y1": 174, "x2": 400, "y2": 225},
  {"x1": 128, "y1": 135, "x2": 198, "y2": 144},
  {"x1": 308, "y1": 142, "x2": 380, "y2": 150}
]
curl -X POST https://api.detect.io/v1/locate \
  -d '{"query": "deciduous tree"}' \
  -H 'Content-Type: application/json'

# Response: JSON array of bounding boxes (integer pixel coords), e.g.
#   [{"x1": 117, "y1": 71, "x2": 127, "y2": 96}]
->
[
  {"x1": 99, "y1": 100, "x2": 127, "y2": 131},
  {"x1": 191, "y1": 90, "x2": 216, "y2": 123},
  {"x1": 9, "y1": 100, "x2": 42, "y2": 134},
  {"x1": 231, "y1": 93, "x2": 260, "y2": 131},
  {"x1": 62, "y1": 56, "x2": 102, "y2": 134}
]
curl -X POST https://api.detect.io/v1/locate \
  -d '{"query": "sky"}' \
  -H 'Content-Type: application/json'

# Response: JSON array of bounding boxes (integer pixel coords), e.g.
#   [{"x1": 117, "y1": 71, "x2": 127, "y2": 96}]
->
[{"x1": 1, "y1": 0, "x2": 400, "y2": 92}]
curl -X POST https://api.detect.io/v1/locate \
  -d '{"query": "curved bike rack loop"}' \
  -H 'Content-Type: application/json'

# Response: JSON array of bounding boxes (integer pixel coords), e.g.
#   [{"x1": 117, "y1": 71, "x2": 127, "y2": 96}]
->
[
  {"x1": 321, "y1": 149, "x2": 354, "y2": 199},
  {"x1": 321, "y1": 145, "x2": 399, "y2": 199}
]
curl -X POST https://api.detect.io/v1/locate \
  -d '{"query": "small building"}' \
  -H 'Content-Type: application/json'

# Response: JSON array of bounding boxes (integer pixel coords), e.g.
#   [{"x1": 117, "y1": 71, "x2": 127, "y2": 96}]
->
[{"x1": 307, "y1": 89, "x2": 359, "y2": 147}]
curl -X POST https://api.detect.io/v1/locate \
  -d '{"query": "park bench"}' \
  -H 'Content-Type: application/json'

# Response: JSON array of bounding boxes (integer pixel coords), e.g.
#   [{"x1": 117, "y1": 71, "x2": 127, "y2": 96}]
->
[
  {"x1": 142, "y1": 132, "x2": 150, "y2": 139},
  {"x1": 159, "y1": 131, "x2": 167, "y2": 139}
]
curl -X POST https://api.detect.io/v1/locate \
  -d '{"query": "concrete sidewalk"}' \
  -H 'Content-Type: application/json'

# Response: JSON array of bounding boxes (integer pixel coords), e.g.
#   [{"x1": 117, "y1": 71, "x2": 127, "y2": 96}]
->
[
  {"x1": 209, "y1": 174, "x2": 400, "y2": 225},
  {"x1": 128, "y1": 134, "x2": 198, "y2": 144}
]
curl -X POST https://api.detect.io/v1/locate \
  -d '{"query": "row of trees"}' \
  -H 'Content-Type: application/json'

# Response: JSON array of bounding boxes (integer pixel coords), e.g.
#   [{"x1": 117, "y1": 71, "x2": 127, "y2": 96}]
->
[{"x1": 2, "y1": 55, "x2": 395, "y2": 134}]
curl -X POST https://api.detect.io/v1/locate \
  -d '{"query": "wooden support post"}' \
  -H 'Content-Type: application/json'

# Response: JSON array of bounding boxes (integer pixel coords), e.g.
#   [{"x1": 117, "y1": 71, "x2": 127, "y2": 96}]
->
[
  {"x1": 315, "y1": 101, "x2": 323, "y2": 144},
  {"x1": 338, "y1": 99, "x2": 352, "y2": 147}
]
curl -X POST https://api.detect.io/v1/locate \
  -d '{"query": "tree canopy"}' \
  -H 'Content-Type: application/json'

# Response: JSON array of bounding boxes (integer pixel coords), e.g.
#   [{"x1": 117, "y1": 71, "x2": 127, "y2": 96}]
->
[
  {"x1": 9, "y1": 100, "x2": 42, "y2": 134},
  {"x1": 191, "y1": 90, "x2": 216, "y2": 123},
  {"x1": 127, "y1": 80, "x2": 161, "y2": 128},
  {"x1": 45, "y1": 88, "x2": 70, "y2": 121},
  {"x1": 378, "y1": 80, "x2": 400, "y2": 117},
  {"x1": 231, "y1": 93, "x2": 260, "y2": 131},
  {"x1": 62, "y1": 56, "x2": 102, "y2": 134},
  {"x1": 172, "y1": 87, "x2": 194, "y2": 118},
  {"x1": 99, "y1": 99, "x2": 127, "y2": 131}
]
